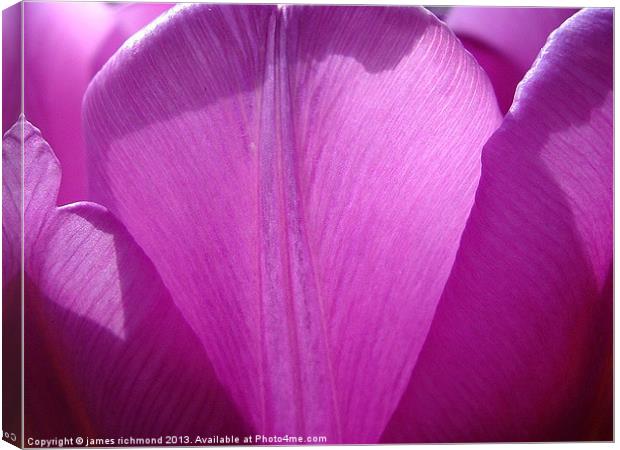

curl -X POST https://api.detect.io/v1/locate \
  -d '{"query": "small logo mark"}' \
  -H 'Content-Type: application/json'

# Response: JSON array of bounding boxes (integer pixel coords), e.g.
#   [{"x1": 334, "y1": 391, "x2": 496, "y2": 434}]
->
[{"x1": 3, "y1": 431, "x2": 17, "y2": 442}]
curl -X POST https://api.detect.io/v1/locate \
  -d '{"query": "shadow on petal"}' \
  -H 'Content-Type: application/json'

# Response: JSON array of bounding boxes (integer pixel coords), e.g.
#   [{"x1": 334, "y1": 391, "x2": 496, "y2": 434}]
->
[{"x1": 383, "y1": 9, "x2": 612, "y2": 442}]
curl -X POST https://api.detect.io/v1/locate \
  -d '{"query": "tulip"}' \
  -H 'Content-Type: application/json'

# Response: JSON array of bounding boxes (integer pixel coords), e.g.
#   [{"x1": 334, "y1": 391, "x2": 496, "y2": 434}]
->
[{"x1": 3, "y1": 4, "x2": 612, "y2": 444}]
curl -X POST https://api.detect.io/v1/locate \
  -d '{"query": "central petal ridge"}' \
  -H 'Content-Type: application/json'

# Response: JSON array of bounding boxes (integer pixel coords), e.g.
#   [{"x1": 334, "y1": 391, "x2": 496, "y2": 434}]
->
[{"x1": 256, "y1": 9, "x2": 341, "y2": 438}]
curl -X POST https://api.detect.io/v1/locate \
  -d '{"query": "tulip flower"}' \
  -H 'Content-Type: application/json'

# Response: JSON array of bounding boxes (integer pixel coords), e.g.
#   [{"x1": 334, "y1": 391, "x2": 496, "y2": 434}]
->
[{"x1": 3, "y1": 4, "x2": 612, "y2": 445}]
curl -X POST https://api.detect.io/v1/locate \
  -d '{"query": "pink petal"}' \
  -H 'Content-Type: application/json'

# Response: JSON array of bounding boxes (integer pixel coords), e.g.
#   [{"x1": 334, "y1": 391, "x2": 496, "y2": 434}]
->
[
  {"x1": 23, "y1": 2, "x2": 169, "y2": 205},
  {"x1": 3, "y1": 122, "x2": 22, "y2": 284},
  {"x1": 447, "y1": 7, "x2": 577, "y2": 112},
  {"x1": 383, "y1": 9, "x2": 612, "y2": 442},
  {"x1": 3, "y1": 119, "x2": 246, "y2": 438},
  {"x1": 83, "y1": 5, "x2": 501, "y2": 441},
  {"x1": 2, "y1": 3, "x2": 21, "y2": 133}
]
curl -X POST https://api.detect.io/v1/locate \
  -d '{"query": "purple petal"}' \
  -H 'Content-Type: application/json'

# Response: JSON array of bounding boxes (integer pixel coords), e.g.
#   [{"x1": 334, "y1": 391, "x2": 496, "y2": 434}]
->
[
  {"x1": 447, "y1": 7, "x2": 577, "y2": 112},
  {"x1": 3, "y1": 119, "x2": 247, "y2": 438},
  {"x1": 383, "y1": 9, "x2": 613, "y2": 442},
  {"x1": 83, "y1": 5, "x2": 501, "y2": 441},
  {"x1": 285, "y1": 6, "x2": 500, "y2": 441},
  {"x1": 3, "y1": 122, "x2": 22, "y2": 284}
]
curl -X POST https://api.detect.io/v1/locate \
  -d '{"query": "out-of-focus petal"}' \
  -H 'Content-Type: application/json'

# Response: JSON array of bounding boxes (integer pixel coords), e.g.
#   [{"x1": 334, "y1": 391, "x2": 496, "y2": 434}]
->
[
  {"x1": 83, "y1": 5, "x2": 501, "y2": 441},
  {"x1": 2, "y1": 119, "x2": 247, "y2": 438},
  {"x1": 447, "y1": 7, "x2": 577, "y2": 73},
  {"x1": 92, "y1": 3, "x2": 173, "y2": 73},
  {"x1": 454, "y1": 37, "x2": 522, "y2": 114},
  {"x1": 24, "y1": 2, "x2": 111, "y2": 204},
  {"x1": 383, "y1": 9, "x2": 612, "y2": 442},
  {"x1": 2, "y1": 3, "x2": 21, "y2": 134},
  {"x1": 24, "y1": 2, "x2": 169, "y2": 204},
  {"x1": 447, "y1": 7, "x2": 576, "y2": 112}
]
